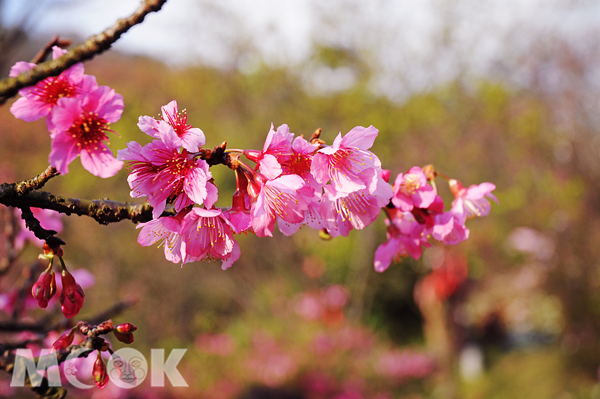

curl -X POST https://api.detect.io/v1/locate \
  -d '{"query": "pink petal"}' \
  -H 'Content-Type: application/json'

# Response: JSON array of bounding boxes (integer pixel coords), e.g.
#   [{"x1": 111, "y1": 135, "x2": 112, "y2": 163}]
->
[
  {"x1": 221, "y1": 241, "x2": 241, "y2": 270},
  {"x1": 49, "y1": 133, "x2": 80, "y2": 175},
  {"x1": 10, "y1": 97, "x2": 51, "y2": 121},
  {"x1": 9, "y1": 61, "x2": 35, "y2": 77},
  {"x1": 138, "y1": 116, "x2": 161, "y2": 138},
  {"x1": 180, "y1": 127, "x2": 206, "y2": 152},
  {"x1": 258, "y1": 154, "x2": 282, "y2": 180},
  {"x1": 79, "y1": 146, "x2": 123, "y2": 178},
  {"x1": 374, "y1": 238, "x2": 400, "y2": 272},
  {"x1": 340, "y1": 125, "x2": 378, "y2": 150}
]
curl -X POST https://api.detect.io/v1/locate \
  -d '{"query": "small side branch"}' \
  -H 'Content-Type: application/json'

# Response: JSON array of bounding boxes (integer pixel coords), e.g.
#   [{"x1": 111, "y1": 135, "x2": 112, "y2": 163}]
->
[
  {"x1": 0, "y1": 0, "x2": 168, "y2": 102},
  {"x1": 14, "y1": 166, "x2": 59, "y2": 196},
  {"x1": 0, "y1": 189, "x2": 158, "y2": 225},
  {"x1": 19, "y1": 207, "x2": 65, "y2": 251}
]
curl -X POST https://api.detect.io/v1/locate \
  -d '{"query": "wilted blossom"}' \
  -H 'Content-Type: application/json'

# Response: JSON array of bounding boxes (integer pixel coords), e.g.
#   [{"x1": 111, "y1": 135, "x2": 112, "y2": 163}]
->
[
  {"x1": 118, "y1": 140, "x2": 218, "y2": 218},
  {"x1": 59, "y1": 268, "x2": 85, "y2": 318},
  {"x1": 138, "y1": 100, "x2": 206, "y2": 152},
  {"x1": 9, "y1": 46, "x2": 97, "y2": 130},
  {"x1": 49, "y1": 85, "x2": 124, "y2": 177}
]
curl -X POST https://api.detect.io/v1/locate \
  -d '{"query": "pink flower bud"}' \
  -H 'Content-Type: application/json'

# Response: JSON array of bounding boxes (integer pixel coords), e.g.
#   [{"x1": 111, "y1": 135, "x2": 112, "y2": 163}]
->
[
  {"x1": 115, "y1": 323, "x2": 137, "y2": 334},
  {"x1": 243, "y1": 149, "x2": 261, "y2": 162},
  {"x1": 114, "y1": 323, "x2": 137, "y2": 344},
  {"x1": 32, "y1": 267, "x2": 56, "y2": 308},
  {"x1": 60, "y1": 269, "x2": 85, "y2": 318},
  {"x1": 50, "y1": 327, "x2": 75, "y2": 352},
  {"x1": 92, "y1": 352, "x2": 109, "y2": 389},
  {"x1": 381, "y1": 169, "x2": 391, "y2": 183}
]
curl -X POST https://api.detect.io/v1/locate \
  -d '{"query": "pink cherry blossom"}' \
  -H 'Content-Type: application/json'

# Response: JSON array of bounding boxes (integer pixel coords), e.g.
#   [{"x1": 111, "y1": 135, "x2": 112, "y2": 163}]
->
[
  {"x1": 311, "y1": 125, "x2": 382, "y2": 194},
  {"x1": 118, "y1": 140, "x2": 218, "y2": 218},
  {"x1": 49, "y1": 85, "x2": 124, "y2": 177},
  {"x1": 449, "y1": 179, "x2": 498, "y2": 223},
  {"x1": 286, "y1": 135, "x2": 319, "y2": 188},
  {"x1": 374, "y1": 209, "x2": 430, "y2": 272},
  {"x1": 391, "y1": 166, "x2": 437, "y2": 212},
  {"x1": 138, "y1": 100, "x2": 206, "y2": 152},
  {"x1": 137, "y1": 211, "x2": 188, "y2": 264},
  {"x1": 245, "y1": 124, "x2": 295, "y2": 180},
  {"x1": 181, "y1": 208, "x2": 240, "y2": 270},
  {"x1": 321, "y1": 175, "x2": 393, "y2": 237},
  {"x1": 10, "y1": 46, "x2": 97, "y2": 130},
  {"x1": 434, "y1": 202, "x2": 470, "y2": 245},
  {"x1": 250, "y1": 174, "x2": 308, "y2": 237}
]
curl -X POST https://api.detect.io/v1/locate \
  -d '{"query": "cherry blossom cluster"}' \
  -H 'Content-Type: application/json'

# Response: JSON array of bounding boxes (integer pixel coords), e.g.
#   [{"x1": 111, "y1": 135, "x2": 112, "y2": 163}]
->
[
  {"x1": 10, "y1": 46, "x2": 124, "y2": 177},
  {"x1": 117, "y1": 102, "x2": 395, "y2": 269},
  {"x1": 117, "y1": 101, "x2": 497, "y2": 272},
  {"x1": 374, "y1": 167, "x2": 498, "y2": 272},
  {"x1": 8, "y1": 46, "x2": 498, "y2": 308}
]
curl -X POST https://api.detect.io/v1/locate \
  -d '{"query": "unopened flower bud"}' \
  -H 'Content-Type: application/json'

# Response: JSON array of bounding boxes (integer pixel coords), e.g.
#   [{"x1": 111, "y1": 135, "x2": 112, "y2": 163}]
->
[
  {"x1": 32, "y1": 266, "x2": 56, "y2": 308},
  {"x1": 92, "y1": 351, "x2": 109, "y2": 389},
  {"x1": 50, "y1": 327, "x2": 76, "y2": 352},
  {"x1": 114, "y1": 323, "x2": 137, "y2": 344},
  {"x1": 115, "y1": 323, "x2": 137, "y2": 334},
  {"x1": 60, "y1": 268, "x2": 85, "y2": 318},
  {"x1": 380, "y1": 169, "x2": 391, "y2": 183},
  {"x1": 243, "y1": 149, "x2": 261, "y2": 162}
]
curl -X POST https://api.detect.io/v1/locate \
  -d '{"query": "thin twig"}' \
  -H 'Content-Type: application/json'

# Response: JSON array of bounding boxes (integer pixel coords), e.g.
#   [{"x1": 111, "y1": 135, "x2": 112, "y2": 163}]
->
[
  {"x1": 0, "y1": 0, "x2": 168, "y2": 103},
  {"x1": 30, "y1": 36, "x2": 72, "y2": 64}
]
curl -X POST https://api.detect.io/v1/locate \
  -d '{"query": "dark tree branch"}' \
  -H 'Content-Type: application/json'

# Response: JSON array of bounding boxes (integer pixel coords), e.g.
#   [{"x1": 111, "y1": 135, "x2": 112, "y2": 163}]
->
[
  {"x1": 0, "y1": 205, "x2": 20, "y2": 275},
  {"x1": 0, "y1": 299, "x2": 137, "y2": 333},
  {"x1": 20, "y1": 207, "x2": 65, "y2": 252},
  {"x1": 0, "y1": 0, "x2": 168, "y2": 103},
  {"x1": 13, "y1": 165, "x2": 59, "y2": 196}
]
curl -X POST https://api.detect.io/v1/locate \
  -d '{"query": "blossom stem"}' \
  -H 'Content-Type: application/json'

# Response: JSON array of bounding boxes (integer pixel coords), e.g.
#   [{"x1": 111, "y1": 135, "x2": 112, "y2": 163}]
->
[{"x1": 58, "y1": 256, "x2": 67, "y2": 272}]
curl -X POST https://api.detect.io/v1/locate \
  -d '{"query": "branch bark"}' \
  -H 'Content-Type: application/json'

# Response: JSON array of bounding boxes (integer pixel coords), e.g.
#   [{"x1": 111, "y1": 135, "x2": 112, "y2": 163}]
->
[{"x1": 0, "y1": 0, "x2": 168, "y2": 103}]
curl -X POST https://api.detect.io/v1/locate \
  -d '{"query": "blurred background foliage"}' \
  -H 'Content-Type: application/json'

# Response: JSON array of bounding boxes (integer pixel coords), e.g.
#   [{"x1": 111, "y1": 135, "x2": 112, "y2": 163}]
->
[{"x1": 1, "y1": 0, "x2": 600, "y2": 398}]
